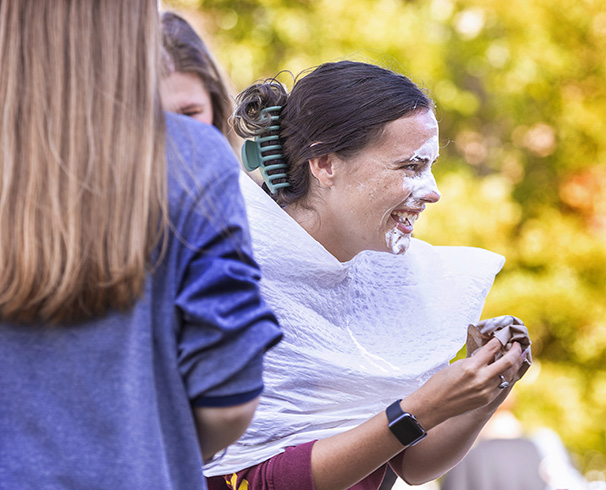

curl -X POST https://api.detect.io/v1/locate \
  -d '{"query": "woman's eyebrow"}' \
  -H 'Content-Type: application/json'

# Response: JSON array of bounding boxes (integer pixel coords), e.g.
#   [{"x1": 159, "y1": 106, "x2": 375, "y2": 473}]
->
[
  {"x1": 394, "y1": 155, "x2": 435, "y2": 165},
  {"x1": 414, "y1": 154, "x2": 440, "y2": 164}
]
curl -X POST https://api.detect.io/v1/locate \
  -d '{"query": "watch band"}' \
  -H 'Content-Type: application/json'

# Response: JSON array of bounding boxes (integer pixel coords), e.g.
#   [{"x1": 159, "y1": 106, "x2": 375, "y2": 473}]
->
[{"x1": 386, "y1": 399, "x2": 427, "y2": 447}]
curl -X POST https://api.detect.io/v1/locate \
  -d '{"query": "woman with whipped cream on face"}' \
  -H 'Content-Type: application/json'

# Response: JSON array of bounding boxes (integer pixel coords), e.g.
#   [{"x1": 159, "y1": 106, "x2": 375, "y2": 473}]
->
[{"x1": 160, "y1": 59, "x2": 529, "y2": 490}]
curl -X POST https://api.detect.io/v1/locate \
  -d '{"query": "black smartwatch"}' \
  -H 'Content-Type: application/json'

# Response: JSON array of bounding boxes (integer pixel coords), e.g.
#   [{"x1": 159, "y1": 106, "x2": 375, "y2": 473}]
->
[{"x1": 386, "y1": 399, "x2": 427, "y2": 447}]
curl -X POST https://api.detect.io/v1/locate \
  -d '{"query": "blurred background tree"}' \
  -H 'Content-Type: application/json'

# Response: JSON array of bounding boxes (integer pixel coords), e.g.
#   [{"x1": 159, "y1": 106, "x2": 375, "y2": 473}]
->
[{"x1": 165, "y1": 0, "x2": 606, "y2": 480}]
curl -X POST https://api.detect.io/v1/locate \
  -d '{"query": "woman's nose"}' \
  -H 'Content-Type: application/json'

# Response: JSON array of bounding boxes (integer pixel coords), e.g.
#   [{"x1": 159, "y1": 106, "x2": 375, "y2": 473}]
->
[
  {"x1": 422, "y1": 187, "x2": 441, "y2": 203},
  {"x1": 420, "y1": 174, "x2": 441, "y2": 203}
]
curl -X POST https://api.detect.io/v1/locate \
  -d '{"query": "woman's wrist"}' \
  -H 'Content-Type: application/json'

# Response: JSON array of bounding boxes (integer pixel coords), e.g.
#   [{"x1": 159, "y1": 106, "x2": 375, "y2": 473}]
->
[
  {"x1": 399, "y1": 394, "x2": 448, "y2": 431},
  {"x1": 468, "y1": 402, "x2": 499, "y2": 422}
]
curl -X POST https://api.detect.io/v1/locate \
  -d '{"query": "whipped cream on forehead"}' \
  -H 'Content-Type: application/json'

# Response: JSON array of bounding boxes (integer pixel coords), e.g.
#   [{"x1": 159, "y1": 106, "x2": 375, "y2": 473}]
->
[
  {"x1": 411, "y1": 114, "x2": 439, "y2": 163},
  {"x1": 411, "y1": 134, "x2": 439, "y2": 163}
]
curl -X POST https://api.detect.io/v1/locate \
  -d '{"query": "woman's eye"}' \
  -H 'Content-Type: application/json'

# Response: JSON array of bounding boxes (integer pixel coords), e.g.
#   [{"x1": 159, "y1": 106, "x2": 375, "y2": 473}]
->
[
  {"x1": 182, "y1": 110, "x2": 202, "y2": 118},
  {"x1": 402, "y1": 163, "x2": 417, "y2": 171}
]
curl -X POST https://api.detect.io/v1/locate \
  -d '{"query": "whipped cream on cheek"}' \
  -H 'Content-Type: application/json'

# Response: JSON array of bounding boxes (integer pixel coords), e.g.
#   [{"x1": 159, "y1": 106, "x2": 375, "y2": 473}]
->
[{"x1": 385, "y1": 132, "x2": 439, "y2": 255}]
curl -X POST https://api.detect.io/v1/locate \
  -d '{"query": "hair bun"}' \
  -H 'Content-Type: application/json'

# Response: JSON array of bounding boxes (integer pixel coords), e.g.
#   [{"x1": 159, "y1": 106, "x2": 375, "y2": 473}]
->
[{"x1": 232, "y1": 79, "x2": 289, "y2": 138}]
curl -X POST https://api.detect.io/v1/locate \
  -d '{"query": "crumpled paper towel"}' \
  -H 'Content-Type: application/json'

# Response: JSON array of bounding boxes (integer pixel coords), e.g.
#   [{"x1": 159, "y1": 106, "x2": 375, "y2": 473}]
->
[{"x1": 467, "y1": 315, "x2": 532, "y2": 381}]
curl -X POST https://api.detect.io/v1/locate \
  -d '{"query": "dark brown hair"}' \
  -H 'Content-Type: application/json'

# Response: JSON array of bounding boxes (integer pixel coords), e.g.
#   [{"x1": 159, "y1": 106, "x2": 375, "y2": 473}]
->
[{"x1": 232, "y1": 60, "x2": 433, "y2": 205}]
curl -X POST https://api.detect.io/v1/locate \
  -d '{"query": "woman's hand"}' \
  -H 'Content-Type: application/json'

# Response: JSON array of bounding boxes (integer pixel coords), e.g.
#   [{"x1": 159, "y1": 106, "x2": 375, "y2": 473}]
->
[
  {"x1": 473, "y1": 342, "x2": 530, "y2": 417},
  {"x1": 310, "y1": 338, "x2": 528, "y2": 490},
  {"x1": 393, "y1": 338, "x2": 527, "y2": 485},
  {"x1": 408, "y1": 338, "x2": 525, "y2": 429}
]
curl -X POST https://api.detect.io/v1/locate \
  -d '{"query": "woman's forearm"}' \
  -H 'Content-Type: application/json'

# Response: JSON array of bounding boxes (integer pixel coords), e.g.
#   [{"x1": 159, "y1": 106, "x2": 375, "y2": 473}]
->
[
  {"x1": 310, "y1": 399, "x2": 492, "y2": 490},
  {"x1": 310, "y1": 387, "x2": 457, "y2": 490},
  {"x1": 394, "y1": 359, "x2": 521, "y2": 484},
  {"x1": 310, "y1": 339, "x2": 523, "y2": 490},
  {"x1": 195, "y1": 398, "x2": 260, "y2": 462},
  {"x1": 395, "y1": 408, "x2": 493, "y2": 485},
  {"x1": 310, "y1": 411, "x2": 406, "y2": 490}
]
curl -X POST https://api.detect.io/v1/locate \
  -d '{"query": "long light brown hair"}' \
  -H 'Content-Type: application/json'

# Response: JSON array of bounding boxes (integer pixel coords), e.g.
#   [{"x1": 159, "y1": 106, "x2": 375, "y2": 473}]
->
[{"x1": 0, "y1": 0, "x2": 167, "y2": 324}]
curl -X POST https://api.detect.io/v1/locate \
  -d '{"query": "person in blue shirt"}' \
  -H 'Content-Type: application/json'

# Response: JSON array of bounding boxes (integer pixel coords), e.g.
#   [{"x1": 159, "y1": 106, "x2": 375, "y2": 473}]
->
[{"x1": 0, "y1": 1, "x2": 281, "y2": 488}]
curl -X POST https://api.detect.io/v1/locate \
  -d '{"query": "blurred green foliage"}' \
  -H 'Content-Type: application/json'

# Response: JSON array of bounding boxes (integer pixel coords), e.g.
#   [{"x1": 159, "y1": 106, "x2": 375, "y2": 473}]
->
[{"x1": 165, "y1": 0, "x2": 606, "y2": 478}]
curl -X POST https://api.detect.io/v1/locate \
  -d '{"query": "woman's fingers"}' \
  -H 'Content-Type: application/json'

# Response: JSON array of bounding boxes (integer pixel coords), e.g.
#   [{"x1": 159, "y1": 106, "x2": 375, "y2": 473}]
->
[
  {"x1": 468, "y1": 337, "x2": 505, "y2": 364},
  {"x1": 469, "y1": 337, "x2": 523, "y2": 374},
  {"x1": 486, "y1": 342, "x2": 523, "y2": 384},
  {"x1": 464, "y1": 340, "x2": 523, "y2": 401},
  {"x1": 418, "y1": 340, "x2": 525, "y2": 421}
]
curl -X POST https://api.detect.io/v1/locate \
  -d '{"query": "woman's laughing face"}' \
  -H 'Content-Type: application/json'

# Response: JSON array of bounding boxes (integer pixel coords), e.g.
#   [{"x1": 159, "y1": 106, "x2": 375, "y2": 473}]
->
[{"x1": 319, "y1": 109, "x2": 441, "y2": 261}]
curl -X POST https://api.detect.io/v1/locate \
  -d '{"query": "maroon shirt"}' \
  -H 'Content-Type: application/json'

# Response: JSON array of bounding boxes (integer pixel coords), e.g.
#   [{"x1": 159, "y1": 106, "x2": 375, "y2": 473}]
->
[{"x1": 206, "y1": 441, "x2": 388, "y2": 490}]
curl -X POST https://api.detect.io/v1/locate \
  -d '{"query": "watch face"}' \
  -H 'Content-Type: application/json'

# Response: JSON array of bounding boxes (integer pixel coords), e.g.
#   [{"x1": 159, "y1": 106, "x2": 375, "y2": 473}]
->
[{"x1": 388, "y1": 413, "x2": 427, "y2": 447}]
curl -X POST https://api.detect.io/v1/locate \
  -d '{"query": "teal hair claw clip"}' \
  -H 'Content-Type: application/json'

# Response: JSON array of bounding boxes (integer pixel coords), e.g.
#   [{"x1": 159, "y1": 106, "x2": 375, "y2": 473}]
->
[{"x1": 241, "y1": 105, "x2": 291, "y2": 194}]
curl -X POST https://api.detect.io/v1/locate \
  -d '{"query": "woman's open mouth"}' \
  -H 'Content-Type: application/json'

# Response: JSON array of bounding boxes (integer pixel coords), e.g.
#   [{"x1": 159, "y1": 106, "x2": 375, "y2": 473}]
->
[{"x1": 391, "y1": 210, "x2": 419, "y2": 234}]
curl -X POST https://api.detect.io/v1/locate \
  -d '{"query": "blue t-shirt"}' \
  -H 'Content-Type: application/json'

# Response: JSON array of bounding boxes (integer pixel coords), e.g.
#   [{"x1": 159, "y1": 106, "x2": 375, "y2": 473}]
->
[{"x1": 0, "y1": 114, "x2": 282, "y2": 489}]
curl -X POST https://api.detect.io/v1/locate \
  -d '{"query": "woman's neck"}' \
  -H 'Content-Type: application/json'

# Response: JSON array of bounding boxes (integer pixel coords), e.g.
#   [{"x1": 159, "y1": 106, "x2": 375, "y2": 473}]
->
[{"x1": 285, "y1": 201, "x2": 356, "y2": 263}]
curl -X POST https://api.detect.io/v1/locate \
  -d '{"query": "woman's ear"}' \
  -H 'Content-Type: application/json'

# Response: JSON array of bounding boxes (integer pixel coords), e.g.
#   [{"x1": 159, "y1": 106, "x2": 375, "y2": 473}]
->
[{"x1": 308, "y1": 154, "x2": 338, "y2": 189}]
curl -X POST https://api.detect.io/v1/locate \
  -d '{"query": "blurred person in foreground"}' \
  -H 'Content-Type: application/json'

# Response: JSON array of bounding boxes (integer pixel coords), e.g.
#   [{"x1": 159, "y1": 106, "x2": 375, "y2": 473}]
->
[{"x1": 0, "y1": 1, "x2": 281, "y2": 488}]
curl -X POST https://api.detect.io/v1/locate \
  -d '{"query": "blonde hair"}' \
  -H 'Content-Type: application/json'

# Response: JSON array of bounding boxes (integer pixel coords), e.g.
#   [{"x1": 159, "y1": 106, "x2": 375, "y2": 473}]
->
[{"x1": 0, "y1": 0, "x2": 167, "y2": 324}]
